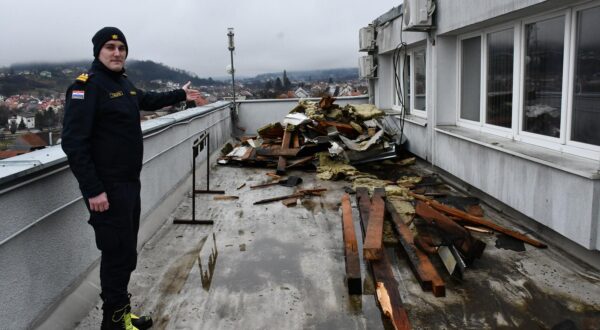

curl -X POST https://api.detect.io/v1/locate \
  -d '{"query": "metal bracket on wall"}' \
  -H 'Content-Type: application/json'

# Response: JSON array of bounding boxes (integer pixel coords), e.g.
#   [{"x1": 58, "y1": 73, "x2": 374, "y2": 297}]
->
[{"x1": 174, "y1": 131, "x2": 224, "y2": 225}]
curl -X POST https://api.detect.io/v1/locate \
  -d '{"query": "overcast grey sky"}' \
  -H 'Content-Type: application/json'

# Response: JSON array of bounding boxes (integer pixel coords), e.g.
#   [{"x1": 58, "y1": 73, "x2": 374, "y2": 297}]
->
[{"x1": 0, "y1": 0, "x2": 396, "y2": 78}]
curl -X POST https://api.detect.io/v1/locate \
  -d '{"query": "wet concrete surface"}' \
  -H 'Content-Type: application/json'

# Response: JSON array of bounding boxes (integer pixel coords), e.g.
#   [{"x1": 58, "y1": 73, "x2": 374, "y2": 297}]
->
[{"x1": 75, "y1": 161, "x2": 600, "y2": 329}]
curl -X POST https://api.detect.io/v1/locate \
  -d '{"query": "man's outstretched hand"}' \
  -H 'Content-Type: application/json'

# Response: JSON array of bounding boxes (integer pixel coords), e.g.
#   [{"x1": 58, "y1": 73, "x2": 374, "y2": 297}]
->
[{"x1": 182, "y1": 81, "x2": 207, "y2": 105}]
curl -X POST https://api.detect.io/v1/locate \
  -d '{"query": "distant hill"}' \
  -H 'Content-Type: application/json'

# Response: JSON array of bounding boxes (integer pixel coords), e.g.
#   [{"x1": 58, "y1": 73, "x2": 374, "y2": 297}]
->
[
  {"x1": 251, "y1": 68, "x2": 359, "y2": 82},
  {"x1": 0, "y1": 60, "x2": 223, "y2": 96}
]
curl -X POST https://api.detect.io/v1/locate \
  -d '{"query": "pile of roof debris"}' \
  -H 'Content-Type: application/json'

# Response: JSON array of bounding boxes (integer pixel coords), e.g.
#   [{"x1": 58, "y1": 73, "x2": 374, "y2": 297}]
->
[
  {"x1": 217, "y1": 97, "x2": 548, "y2": 329},
  {"x1": 218, "y1": 96, "x2": 401, "y2": 174},
  {"x1": 340, "y1": 173, "x2": 548, "y2": 329}
]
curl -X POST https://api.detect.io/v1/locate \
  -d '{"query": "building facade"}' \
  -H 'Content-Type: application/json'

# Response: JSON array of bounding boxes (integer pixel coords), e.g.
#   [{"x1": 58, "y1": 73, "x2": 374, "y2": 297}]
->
[{"x1": 364, "y1": 0, "x2": 600, "y2": 250}]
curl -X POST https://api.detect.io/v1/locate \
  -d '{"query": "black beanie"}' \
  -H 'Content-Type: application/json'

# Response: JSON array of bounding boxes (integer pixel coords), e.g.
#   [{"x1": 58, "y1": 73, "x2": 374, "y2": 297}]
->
[{"x1": 92, "y1": 27, "x2": 128, "y2": 58}]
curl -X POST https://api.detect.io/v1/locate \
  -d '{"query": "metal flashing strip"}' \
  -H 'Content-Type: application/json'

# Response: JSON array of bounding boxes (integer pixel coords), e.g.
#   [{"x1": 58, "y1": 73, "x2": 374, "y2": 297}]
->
[
  {"x1": 0, "y1": 102, "x2": 232, "y2": 190},
  {"x1": 0, "y1": 196, "x2": 82, "y2": 247},
  {"x1": 373, "y1": 5, "x2": 403, "y2": 26},
  {"x1": 143, "y1": 115, "x2": 231, "y2": 165},
  {"x1": 0, "y1": 160, "x2": 43, "y2": 166}
]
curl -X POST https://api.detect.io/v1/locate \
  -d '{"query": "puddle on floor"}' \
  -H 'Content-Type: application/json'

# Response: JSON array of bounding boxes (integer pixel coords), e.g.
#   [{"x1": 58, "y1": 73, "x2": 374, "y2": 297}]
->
[
  {"x1": 199, "y1": 233, "x2": 219, "y2": 291},
  {"x1": 495, "y1": 234, "x2": 526, "y2": 252}
]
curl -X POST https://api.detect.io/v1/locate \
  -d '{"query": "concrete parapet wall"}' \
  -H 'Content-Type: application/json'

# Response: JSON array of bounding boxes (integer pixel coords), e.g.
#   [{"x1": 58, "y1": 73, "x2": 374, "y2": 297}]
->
[
  {"x1": 0, "y1": 102, "x2": 232, "y2": 329},
  {"x1": 236, "y1": 96, "x2": 368, "y2": 136}
]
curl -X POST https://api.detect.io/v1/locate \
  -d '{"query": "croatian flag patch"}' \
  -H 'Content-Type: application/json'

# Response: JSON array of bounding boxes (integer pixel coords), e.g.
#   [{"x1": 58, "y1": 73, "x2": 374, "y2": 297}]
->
[{"x1": 72, "y1": 90, "x2": 85, "y2": 100}]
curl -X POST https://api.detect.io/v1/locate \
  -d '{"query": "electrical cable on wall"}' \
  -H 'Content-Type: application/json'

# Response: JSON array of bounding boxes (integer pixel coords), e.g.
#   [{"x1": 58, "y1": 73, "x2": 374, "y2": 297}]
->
[{"x1": 389, "y1": 13, "x2": 408, "y2": 144}]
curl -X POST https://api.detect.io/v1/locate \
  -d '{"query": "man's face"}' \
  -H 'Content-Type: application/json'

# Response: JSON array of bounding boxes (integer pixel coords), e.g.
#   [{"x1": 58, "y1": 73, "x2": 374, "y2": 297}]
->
[{"x1": 98, "y1": 40, "x2": 127, "y2": 72}]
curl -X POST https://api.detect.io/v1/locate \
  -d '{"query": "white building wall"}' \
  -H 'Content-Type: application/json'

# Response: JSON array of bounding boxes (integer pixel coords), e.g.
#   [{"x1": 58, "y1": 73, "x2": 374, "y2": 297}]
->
[
  {"x1": 368, "y1": 0, "x2": 600, "y2": 250},
  {"x1": 435, "y1": 131, "x2": 598, "y2": 248}
]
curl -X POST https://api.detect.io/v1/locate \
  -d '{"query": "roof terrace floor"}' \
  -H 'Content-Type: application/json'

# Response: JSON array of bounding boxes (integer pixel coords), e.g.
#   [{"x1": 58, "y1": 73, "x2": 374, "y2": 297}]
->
[{"x1": 75, "y1": 160, "x2": 600, "y2": 329}]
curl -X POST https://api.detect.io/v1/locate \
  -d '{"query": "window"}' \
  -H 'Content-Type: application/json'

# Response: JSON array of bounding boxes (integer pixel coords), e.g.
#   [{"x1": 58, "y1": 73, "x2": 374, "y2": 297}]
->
[
  {"x1": 414, "y1": 49, "x2": 426, "y2": 112},
  {"x1": 393, "y1": 47, "x2": 426, "y2": 116},
  {"x1": 456, "y1": 3, "x2": 600, "y2": 159},
  {"x1": 571, "y1": 5, "x2": 600, "y2": 146},
  {"x1": 460, "y1": 36, "x2": 482, "y2": 122},
  {"x1": 487, "y1": 28, "x2": 514, "y2": 128},
  {"x1": 523, "y1": 16, "x2": 565, "y2": 137}
]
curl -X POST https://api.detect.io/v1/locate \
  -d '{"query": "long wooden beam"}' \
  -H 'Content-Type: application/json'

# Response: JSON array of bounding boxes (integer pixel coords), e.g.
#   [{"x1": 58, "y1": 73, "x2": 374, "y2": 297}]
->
[
  {"x1": 410, "y1": 192, "x2": 547, "y2": 248},
  {"x1": 363, "y1": 188, "x2": 385, "y2": 260},
  {"x1": 386, "y1": 201, "x2": 445, "y2": 297},
  {"x1": 356, "y1": 189, "x2": 411, "y2": 330},
  {"x1": 341, "y1": 193, "x2": 361, "y2": 294}
]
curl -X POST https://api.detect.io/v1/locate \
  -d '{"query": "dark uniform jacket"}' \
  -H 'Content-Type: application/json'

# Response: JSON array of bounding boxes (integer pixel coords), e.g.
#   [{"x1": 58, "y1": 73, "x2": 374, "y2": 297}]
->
[{"x1": 62, "y1": 59, "x2": 186, "y2": 198}]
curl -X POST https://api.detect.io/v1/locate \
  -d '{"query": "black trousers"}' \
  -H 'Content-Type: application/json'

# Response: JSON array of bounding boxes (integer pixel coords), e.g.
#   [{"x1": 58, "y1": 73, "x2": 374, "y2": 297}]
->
[{"x1": 87, "y1": 181, "x2": 141, "y2": 308}]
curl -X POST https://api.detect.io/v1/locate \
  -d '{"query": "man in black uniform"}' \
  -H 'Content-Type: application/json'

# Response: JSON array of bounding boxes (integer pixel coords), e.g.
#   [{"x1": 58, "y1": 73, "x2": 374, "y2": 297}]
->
[{"x1": 62, "y1": 27, "x2": 202, "y2": 330}]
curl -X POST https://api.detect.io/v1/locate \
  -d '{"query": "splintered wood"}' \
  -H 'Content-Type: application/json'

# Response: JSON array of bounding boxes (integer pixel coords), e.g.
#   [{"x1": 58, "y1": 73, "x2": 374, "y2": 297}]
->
[
  {"x1": 415, "y1": 201, "x2": 485, "y2": 263},
  {"x1": 357, "y1": 188, "x2": 411, "y2": 330},
  {"x1": 341, "y1": 193, "x2": 361, "y2": 294},
  {"x1": 410, "y1": 192, "x2": 547, "y2": 248},
  {"x1": 363, "y1": 188, "x2": 385, "y2": 260},
  {"x1": 376, "y1": 282, "x2": 393, "y2": 319},
  {"x1": 386, "y1": 201, "x2": 445, "y2": 297}
]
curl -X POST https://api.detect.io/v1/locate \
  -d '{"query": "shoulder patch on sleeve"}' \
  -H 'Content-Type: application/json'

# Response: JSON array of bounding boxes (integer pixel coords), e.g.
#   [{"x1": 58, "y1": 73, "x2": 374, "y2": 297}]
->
[{"x1": 75, "y1": 73, "x2": 90, "y2": 83}]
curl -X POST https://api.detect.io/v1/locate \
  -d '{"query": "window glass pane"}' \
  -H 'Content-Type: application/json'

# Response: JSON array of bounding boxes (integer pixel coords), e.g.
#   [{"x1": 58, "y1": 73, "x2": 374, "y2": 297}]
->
[
  {"x1": 486, "y1": 29, "x2": 513, "y2": 128},
  {"x1": 572, "y1": 6, "x2": 600, "y2": 146},
  {"x1": 523, "y1": 16, "x2": 565, "y2": 137},
  {"x1": 414, "y1": 49, "x2": 426, "y2": 111},
  {"x1": 461, "y1": 36, "x2": 481, "y2": 121}
]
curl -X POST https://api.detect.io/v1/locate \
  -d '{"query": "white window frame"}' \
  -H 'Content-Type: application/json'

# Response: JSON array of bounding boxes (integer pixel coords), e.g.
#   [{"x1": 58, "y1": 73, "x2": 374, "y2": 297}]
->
[
  {"x1": 482, "y1": 25, "x2": 518, "y2": 138},
  {"x1": 516, "y1": 10, "x2": 570, "y2": 149},
  {"x1": 392, "y1": 52, "x2": 409, "y2": 113},
  {"x1": 456, "y1": 32, "x2": 486, "y2": 131},
  {"x1": 455, "y1": 1, "x2": 600, "y2": 160},
  {"x1": 392, "y1": 45, "x2": 427, "y2": 118},
  {"x1": 563, "y1": 2, "x2": 600, "y2": 158},
  {"x1": 411, "y1": 47, "x2": 427, "y2": 117}
]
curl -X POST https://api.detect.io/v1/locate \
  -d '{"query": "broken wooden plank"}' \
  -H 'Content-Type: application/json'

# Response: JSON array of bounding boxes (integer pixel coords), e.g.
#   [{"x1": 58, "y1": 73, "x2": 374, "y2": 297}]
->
[
  {"x1": 376, "y1": 282, "x2": 393, "y2": 319},
  {"x1": 254, "y1": 192, "x2": 303, "y2": 205},
  {"x1": 256, "y1": 146, "x2": 300, "y2": 157},
  {"x1": 276, "y1": 128, "x2": 293, "y2": 175},
  {"x1": 286, "y1": 156, "x2": 314, "y2": 169},
  {"x1": 257, "y1": 122, "x2": 284, "y2": 139},
  {"x1": 282, "y1": 197, "x2": 298, "y2": 207},
  {"x1": 415, "y1": 201, "x2": 486, "y2": 264},
  {"x1": 293, "y1": 132, "x2": 300, "y2": 148},
  {"x1": 410, "y1": 192, "x2": 547, "y2": 248},
  {"x1": 341, "y1": 193, "x2": 361, "y2": 294},
  {"x1": 318, "y1": 121, "x2": 359, "y2": 138},
  {"x1": 370, "y1": 252, "x2": 412, "y2": 330},
  {"x1": 387, "y1": 201, "x2": 445, "y2": 297},
  {"x1": 363, "y1": 188, "x2": 386, "y2": 261},
  {"x1": 253, "y1": 188, "x2": 327, "y2": 205},
  {"x1": 464, "y1": 225, "x2": 493, "y2": 234},
  {"x1": 213, "y1": 195, "x2": 239, "y2": 201},
  {"x1": 356, "y1": 190, "x2": 411, "y2": 330}
]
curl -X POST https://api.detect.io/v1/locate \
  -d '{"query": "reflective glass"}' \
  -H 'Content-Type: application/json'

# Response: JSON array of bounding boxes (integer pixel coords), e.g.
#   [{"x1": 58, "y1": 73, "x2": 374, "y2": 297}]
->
[
  {"x1": 461, "y1": 36, "x2": 481, "y2": 121},
  {"x1": 523, "y1": 16, "x2": 565, "y2": 137},
  {"x1": 486, "y1": 29, "x2": 513, "y2": 128},
  {"x1": 414, "y1": 49, "x2": 426, "y2": 111},
  {"x1": 572, "y1": 6, "x2": 600, "y2": 146}
]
